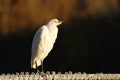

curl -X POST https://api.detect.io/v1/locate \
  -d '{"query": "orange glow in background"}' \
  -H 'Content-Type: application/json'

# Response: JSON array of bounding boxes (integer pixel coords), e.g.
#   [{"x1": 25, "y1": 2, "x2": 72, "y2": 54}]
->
[{"x1": 0, "y1": 0, "x2": 119, "y2": 36}]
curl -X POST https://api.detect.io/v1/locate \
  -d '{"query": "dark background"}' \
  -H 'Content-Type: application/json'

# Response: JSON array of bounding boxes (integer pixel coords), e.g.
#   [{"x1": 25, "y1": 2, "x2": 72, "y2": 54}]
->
[{"x1": 0, "y1": 0, "x2": 120, "y2": 74}]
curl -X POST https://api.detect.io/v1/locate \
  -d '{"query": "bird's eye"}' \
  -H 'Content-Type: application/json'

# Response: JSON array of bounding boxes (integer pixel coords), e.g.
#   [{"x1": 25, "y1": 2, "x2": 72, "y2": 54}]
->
[{"x1": 54, "y1": 20, "x2": 58, "y2": 22}]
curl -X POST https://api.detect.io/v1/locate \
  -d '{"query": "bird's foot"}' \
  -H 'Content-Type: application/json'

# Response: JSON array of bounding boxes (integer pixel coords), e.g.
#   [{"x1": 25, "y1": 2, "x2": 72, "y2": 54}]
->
[
  {"x1": 40, "y1": 71, "x2": 46, "y2": 76},
  {"x1": 37, "y1": 71, "x2": 47, "y2": 79},
  {"x1": 40, "y1": 72, "x2": 47, "y2": 79},
  {"x1": 37, "y1": 70, "x2": 40, "y2": 73}
]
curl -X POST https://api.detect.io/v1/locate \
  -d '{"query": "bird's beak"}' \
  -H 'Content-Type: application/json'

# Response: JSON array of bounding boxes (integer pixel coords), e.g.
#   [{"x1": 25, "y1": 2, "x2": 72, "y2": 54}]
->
[{"x1": 58, "y1": 20, "x2": 63, "y2": 25}]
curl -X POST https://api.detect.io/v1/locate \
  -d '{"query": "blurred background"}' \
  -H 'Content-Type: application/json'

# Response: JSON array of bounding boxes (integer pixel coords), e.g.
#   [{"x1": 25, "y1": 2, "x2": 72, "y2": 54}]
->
[{"x1": 0, "y1": 0, "x2": 120, "y2": 74}]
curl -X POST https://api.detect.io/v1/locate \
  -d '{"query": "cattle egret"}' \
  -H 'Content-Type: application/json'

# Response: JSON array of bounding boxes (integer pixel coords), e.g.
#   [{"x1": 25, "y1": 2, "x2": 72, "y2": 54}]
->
[{"x1": 31, "y1": 19, "x2": 62, "y2": 72}]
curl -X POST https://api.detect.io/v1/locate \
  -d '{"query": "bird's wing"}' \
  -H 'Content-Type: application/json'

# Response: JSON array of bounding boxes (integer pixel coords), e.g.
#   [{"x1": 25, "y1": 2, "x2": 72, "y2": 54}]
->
[{"x1": 31, "y1": 25, "x2": 49, "y2": 62}]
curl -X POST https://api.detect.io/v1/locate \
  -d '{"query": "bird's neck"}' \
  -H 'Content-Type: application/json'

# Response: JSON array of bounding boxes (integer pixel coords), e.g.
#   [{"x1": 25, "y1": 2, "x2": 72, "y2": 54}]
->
[
  {"x1": 47, "y1": 25, "x2": 58, "y2": 44},
  {"x1": 47, "y1": 24, "x2": 57, "y2": 30}
]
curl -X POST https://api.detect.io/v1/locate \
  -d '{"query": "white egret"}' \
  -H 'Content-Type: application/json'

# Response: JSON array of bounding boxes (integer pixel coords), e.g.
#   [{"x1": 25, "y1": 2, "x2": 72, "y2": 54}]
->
[{"x1": 31, "y1": 19, "x2": 62, "y2": 72}]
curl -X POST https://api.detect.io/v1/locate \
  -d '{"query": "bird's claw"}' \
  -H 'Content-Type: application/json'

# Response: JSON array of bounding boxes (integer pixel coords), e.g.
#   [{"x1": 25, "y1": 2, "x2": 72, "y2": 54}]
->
[
  {"x1": 37, "y1": 71, "x2": 46, "y2": 77},
  {"x1": 40, "y1": 72, "x2": 47, "y2": 79},
  {"x1": 37, "y1": 70, "x2": 40, "y2": 73}
]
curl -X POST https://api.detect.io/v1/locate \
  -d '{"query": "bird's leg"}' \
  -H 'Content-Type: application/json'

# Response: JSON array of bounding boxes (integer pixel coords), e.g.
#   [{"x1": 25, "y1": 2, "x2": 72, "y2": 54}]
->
[
  {"x1": 40, "y1": 60, "x2": 47, "y2": 78},
  {"x1": 41, "y1": 60, "x2": 44, "y2": 72},
  {"x1": 35, "y1": 61, "x2": 40, "y2": 73}
]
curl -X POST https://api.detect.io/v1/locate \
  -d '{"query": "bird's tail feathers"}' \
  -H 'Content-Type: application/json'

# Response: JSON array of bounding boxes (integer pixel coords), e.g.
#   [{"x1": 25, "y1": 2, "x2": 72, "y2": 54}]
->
[{"x1": 31, "y1": 59, "x2": 41, "y2": 69}]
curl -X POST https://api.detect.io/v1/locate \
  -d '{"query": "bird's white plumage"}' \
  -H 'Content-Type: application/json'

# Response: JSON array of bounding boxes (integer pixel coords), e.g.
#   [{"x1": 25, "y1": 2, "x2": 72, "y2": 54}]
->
[{"x1": 31, "y1": 19, "x2": 62, "y2": 69}]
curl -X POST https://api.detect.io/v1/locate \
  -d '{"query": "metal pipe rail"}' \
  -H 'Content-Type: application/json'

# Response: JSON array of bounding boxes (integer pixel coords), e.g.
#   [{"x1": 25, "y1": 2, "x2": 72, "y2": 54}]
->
[{"x1": 0, "y1": 71, "x2": 120, "y2": 80}]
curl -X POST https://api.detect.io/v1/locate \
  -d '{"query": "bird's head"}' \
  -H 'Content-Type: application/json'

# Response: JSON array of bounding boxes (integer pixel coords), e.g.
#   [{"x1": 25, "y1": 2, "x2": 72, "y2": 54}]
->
[{"x1": 46, "y1": 18, "x2": 62, "y2": 27}]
